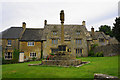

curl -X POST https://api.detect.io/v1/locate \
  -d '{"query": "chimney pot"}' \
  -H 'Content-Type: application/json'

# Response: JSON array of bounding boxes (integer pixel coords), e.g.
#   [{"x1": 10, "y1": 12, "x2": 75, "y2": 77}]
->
[{"x1": 91, "y1": 26, "x2": 94, "y2": 36}]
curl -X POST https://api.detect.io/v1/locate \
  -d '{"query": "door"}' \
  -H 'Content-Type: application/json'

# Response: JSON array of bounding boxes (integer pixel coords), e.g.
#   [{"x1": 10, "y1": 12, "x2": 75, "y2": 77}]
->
[{"x1": 19, "y1": 52, "x2": 24, "y2": 62}]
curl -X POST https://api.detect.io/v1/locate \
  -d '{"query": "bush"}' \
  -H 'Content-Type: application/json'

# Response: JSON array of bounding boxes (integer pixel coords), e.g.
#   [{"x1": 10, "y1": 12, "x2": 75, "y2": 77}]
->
[
  {"x1": 88, "y1": 50, "x2": 95, "y2": 57},
  {"x1": 46, "y1": 55, "x2": 49, "y2": 60},
  {"x1": 88, "y1": 44, "x2": 98, "y2": 57},
  {"x1": 95, "y1": 52, "x2": 104, "y2": 57},
  {"x1": 32, "y1": 57, "x2": 36, "y2": 61},
  {"x1": 50, "y1": 53, "x2": 55, "y2": 56}
]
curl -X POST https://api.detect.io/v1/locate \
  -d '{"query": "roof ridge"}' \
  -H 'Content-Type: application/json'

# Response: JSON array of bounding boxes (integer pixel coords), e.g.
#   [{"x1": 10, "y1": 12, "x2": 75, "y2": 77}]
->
[
  {"x1": 47, "y1": 24, "x2": 82, "y2": 26},
  {"x1": 26, "y1": 28, "x2": 44, "y2": 30},
  {"x1": 11, "y1": 27, "x2": 22, "y2": 28}
]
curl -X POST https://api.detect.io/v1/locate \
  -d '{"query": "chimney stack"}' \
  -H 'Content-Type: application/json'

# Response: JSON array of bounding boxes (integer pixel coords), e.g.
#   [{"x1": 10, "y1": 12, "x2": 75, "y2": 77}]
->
[
  {"x1": 91, "y1": 26, "x2": 94, "y2": 36},
  {"x1": 44, "y1": 20, "x2": 47, "y2": 26},
  {"x1": 82, "y1": 21, "x2": 86, "y2": 26},
  {"x1": 22, "y1": 22, "x2": 26, "y2": 29}
]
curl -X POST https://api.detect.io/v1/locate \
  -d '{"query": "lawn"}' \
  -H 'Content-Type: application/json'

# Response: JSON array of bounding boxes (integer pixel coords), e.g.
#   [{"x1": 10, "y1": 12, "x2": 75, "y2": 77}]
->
[{"x1": 2, "y1": 56, "x2": 119, "y2": 79}]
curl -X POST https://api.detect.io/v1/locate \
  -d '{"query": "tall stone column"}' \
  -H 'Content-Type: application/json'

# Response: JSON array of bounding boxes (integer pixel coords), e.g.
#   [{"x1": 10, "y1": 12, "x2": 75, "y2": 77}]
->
[{"x1": 60, "y1": 10, "x2": 64, "y2": 44}]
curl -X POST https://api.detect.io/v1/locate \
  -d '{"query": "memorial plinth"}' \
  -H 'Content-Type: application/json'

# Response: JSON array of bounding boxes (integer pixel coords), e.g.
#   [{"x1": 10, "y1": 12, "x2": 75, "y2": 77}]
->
[{"x1": 42, "y1": 45, "x2": 82, "y2": 66}]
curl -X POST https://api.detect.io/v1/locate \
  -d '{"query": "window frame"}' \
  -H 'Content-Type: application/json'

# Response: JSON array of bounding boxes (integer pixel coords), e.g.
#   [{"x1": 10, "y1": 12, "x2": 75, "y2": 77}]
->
[
  {"x1": 27, "y1": 42, "x2": 34, "y2": 46},
  {"x1": 53, "y1": 31, "x2": 57, "y2": 35},
  {"x1": 99, "y1": 38, "x2": 104, "y2": 42},
  {"x1": 76, "y1": 39, "x2": 82, "y2": 44},
  {"x1": 76, "y1": 31, "x2": 80, "y2": 35},
  {"x1": 4, "y1": 52, "x2": 12, "y2": 60},
  {"x1": 30, "y1": 52, "x2": 36, "y2": 58},
  {"x1": 76, "y1": 49, "x2": 82, "y2": 54},
  {"x1": 7, "y1": 40, "x2": 12, "y2": 46},
  {"x1": 51, "y1": 49, "x2": 58, "y2": 54},
  {"x1": 52, "y1": 39, "x2": 58, "y2": 44}
]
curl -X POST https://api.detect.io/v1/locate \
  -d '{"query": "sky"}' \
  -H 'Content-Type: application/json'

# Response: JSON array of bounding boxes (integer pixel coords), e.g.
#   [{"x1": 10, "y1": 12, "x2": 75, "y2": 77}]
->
[{"x1": 0, "y1": 0, "x2": 119, "y2": 32}]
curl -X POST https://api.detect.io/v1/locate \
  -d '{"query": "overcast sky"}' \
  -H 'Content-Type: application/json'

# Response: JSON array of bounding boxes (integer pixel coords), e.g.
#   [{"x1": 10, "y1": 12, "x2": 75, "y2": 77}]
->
[{"x1": 0, "y1": 0, "x2": 119, "y2": 32}]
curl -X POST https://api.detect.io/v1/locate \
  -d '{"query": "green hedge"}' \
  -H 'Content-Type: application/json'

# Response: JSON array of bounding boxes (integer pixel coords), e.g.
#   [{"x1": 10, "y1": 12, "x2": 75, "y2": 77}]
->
[{"x1": 95, "y1": 52, "x2": 104, "y2": 57}]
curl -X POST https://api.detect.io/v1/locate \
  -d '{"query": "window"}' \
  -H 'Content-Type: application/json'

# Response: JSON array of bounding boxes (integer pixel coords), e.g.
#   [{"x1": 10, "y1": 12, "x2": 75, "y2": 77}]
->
[
  {"x1": 5, "y1": 52, "x2": 12, "y2": 60},
  {"x1": 76, "y1": 31, "x2": 80, "y2": 35},
  {"x1": 8, "y1": 40, "x2": 12, "y2": 46},
  {"x1": 52, "y1": 39, "x2": 58, "y2": 44},
  {"x1": 99, "y1": 38, "x2": 104, "y2": 42},
  {"x1": 58, "y1": 45, "x2": 66, "y2": 51},
  {"x1": 30, "y1": 52, "x2": 36, "y2": 58},
  {"x1": 28, "y1": 42, "x2": 34, "y2": 46},
  {"x1": 51, "y1": 49, "x2": 58, "y2": 54},
  {"x1": 76, "y1": 49, "x2": 82, "y2": 54},
  {"x1": 53, "y1": 31, "x2": 57, "y2": 35},
  {"x1": 76, "y1": 39, "x2": 82, "y2": 44}
]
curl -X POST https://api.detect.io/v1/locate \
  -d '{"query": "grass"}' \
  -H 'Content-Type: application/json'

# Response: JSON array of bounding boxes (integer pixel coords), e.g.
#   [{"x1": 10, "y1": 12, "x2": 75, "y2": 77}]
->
[{"x1": 2, "y1": 56, "x2": 119, "y2": 78}]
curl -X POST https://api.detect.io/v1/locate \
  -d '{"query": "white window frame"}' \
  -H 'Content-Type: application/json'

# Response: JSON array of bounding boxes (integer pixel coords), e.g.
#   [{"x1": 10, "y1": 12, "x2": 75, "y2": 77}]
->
[
  {"x1": 7, "y1": 40, "x2": 12, "y2": 46},
  {"x1": 76, "y1": 49, "x2": 82, "y2": 54},
  {"x1": 4, "y1": 52, "x2": 12, "y2": 60},
  {"x1": 52, "y1": 39, "x2": 58, "y2": 44},
  {"x1": 53, "y1": 31, "x2": 57, "y2": 35},
  {"x1": 28, "y1": 42, "x2": 34, "y2": 46},
  {"x1": 76, "y1": 39, "x2": 82, "y2": 44},
  {"x1": 30, "y1": 52, "x2": 37, "y2": 58},
  {"x1": 76, "y1": 31, "x2": 80, "y2": 35}
]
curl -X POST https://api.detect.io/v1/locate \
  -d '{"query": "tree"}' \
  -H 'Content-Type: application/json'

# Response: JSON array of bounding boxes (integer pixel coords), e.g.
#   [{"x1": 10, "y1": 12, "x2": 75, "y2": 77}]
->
[
  {"x1": 98, "y1": 25, "x2": 113, "y2": 37},
  {"x1": 112, "y1": 17, "x2": 120, "y2": 42}
]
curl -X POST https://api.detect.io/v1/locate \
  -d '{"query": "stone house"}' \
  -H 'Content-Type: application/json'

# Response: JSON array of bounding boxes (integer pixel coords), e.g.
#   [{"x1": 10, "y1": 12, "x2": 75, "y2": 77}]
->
[
  {"x1": 1, "y1": 11, "x2": 119, "y2": 62},
  {"x1": 42, "y1": 21, "x2": 89, "y2": 58},
  {"x1": 89, "y1": 27, "x2": 110, "y2": 46},
  {"x1": 19, "y1": 28, "x2": 43, "y2": 61},
  {"x1": 2, "y1": 23, "x2": 25, "y2": 60}
]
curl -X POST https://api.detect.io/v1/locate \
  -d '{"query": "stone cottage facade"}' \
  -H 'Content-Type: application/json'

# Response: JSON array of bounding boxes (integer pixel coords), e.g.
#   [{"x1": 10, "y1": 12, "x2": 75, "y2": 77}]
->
[{"x1": 1, "y1": 11, "x2": 119, "y2": 62}]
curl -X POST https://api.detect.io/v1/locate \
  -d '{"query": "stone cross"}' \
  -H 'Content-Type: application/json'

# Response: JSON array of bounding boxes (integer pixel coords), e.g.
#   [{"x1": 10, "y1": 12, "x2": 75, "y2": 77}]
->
[{"x1": 60, "y1": 10, "x2": 64, "y2": 44}]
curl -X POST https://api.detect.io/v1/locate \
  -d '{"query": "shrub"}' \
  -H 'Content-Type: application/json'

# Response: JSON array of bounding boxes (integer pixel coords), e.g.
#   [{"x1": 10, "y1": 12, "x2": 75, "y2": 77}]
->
[
  {"x1": 32, "y1": 57, "x2": 36, "y2": 61},
  {"x1": 95, "y1": 52, "x2": 104, "y2": 57},
  {"x1": 46, "y1": 55, "x2": 49, "y2": 60},
  {"x1": 46, "y1": 54, "x2": 55, "y2": 60},
  {"x1": 50, "y1": 53, "x2": 55, "y2": 56},
  {"x1": 88, "y1": 44, "x2": 98, "y2": 57},
  {"x1": 88, "y1": 50, "x2": 95, "y2": 57}
]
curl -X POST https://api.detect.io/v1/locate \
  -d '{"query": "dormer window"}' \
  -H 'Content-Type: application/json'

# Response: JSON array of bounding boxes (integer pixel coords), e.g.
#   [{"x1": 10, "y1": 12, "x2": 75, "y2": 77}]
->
[
  {"x1": 53, "y1": 31, "x2": 57, "y2": 35},
  {"x1": 8, "y1": 40, "x2": 12, "y2": 46},
  {"x1": 76, "y1": 31, "x2": 80, "y2": 35},
  {"x1": 99, "y1": 38, "x2": 104, "y2": 42},
  {"x1": 28, "y1": 42, "x2": 34, "y2": 46}
]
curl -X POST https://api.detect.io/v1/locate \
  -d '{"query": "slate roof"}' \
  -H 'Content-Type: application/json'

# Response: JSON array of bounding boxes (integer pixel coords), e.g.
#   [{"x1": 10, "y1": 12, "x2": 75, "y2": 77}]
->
[
  {"x1": 89, "y1": 31, "x2": 109, "y2": 40},
  {"x1": 2, "y1": 27, "x2": 23, "y2": 39},
  {"x1": 20, "y1": 28, "x2": 44, "y2": 41},
  {"x1": 43, "y1": 24, "x2": 88, "y2": 40}
]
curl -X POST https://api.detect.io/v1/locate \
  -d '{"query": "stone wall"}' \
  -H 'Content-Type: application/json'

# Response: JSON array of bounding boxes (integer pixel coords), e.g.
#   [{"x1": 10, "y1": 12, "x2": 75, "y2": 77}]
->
[
  {"x1": 42, "y1": 24, "x2": 89, "y2": 58},
  {"x1": 93, "y1": 44, "x2": 120, "y2": 56},
  {"x1": 20, "y1": 41, "x2": 41, "y2": 60},
  {"x1": 2, "y1": 39, "x2": 19, "y2": 57}
]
